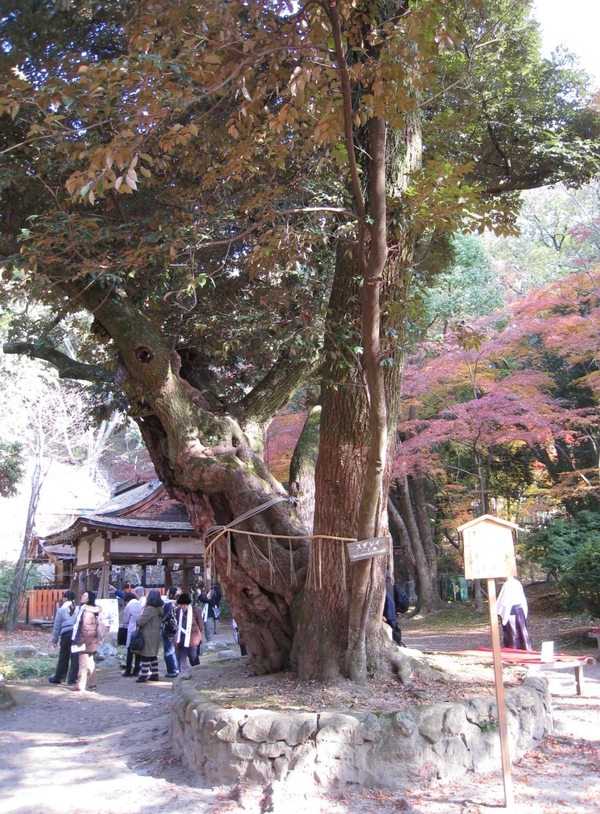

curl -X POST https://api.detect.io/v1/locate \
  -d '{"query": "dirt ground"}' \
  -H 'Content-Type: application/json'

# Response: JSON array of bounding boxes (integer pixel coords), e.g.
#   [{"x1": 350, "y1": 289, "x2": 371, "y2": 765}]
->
[{"x1": 2, "y1": 595, "x2": 600, "y2": 814}]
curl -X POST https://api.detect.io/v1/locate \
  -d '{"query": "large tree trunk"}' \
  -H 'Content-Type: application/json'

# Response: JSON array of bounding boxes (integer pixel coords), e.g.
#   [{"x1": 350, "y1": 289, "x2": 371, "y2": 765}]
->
[
  {"x1": 290, "y1": 241, "x2": 368, "y2": 679},
  {"x1": 63, "y1": 291, "x2": 310, "y2": 675},
  {"x1": 290, "y1": 90, "x2": 423, "y2": 677},
  {"x1": 22, "y1": 3, "x2": 423, "y2": 681}
]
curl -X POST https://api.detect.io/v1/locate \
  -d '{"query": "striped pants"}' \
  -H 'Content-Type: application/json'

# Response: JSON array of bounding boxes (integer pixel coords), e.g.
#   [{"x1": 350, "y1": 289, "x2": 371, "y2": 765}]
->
[{"x1": 138, "y1": 657, "x2": 159, "y2": 679}]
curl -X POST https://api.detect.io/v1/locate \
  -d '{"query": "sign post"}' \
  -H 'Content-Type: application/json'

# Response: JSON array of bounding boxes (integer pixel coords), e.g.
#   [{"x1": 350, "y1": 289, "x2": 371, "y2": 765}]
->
[
  {"x1": 458, "y1": 514, "x2": 519, "y2": 811},
  {"x1": 487, "y1": 576, "x2": 515, "y2": 811}
]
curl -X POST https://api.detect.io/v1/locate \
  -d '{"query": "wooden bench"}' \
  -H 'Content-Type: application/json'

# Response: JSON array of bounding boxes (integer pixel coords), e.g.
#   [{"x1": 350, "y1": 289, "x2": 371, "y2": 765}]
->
[
  {"x1": 587, "y1": 630, "x2": 600, "y2": 652},
  {"x1": 528, "y1": 657, "x2": 596, "y2": 696},
  {"x1": 454, "y1": 648, "x2": 596, "y2": 696}
]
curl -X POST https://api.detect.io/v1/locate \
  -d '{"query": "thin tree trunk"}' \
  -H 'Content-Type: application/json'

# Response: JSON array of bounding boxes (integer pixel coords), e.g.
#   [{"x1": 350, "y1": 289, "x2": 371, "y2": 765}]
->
[
  {"x1": 345, "y1": 115, "x2": 389, "y2": 682},
  {"x1": 393, "y1": 477, "x2": 445, "y2": 611},
  {"x1": 6, "y1": 455, "x2": 43, "y2": 632},
  {"x1": 474, "y1": 579, "x2": 484, "y2": 613},
  {"x1": 387, "y1": 496, "x2": 417, "y2": 578}
]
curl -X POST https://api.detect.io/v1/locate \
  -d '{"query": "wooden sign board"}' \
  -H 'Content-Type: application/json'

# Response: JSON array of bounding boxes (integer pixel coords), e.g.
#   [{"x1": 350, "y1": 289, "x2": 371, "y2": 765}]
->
[
  {"x1": 96, "y1": 598, "x2": 120, "y2": 633},
  {"x1": 459, "y1": 515, "x2": 518, "y2": 580},
  {"x1": 347, "y1": 536, "x2": 389, "y2": 562}
]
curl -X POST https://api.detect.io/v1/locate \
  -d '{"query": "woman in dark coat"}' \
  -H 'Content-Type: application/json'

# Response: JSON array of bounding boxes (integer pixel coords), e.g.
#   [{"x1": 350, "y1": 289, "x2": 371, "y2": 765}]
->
[
  {"x1": 71, "y1": 590, "x2": 103, "y2": 692},
  {"x1": 175, "y1": 593, "x2": 203, "y2": 671},
  {"x1": 49, "y1": 590, "x2": 79, "y2": 685},
  {"x1": 135, "y1": 589, "x2": 163, "y2": 682},
  {"x1": 197, "y1": 588, "x2": 219, "y2": 641}
]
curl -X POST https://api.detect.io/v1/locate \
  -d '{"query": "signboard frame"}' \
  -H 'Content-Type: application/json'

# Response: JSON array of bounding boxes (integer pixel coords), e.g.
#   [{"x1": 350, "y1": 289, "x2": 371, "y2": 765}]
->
[
  {"x1": 460, "y1": 514, "x2": 518, "y2": 580},
  {"x1": 347, "y1": 536, "x2": 389, "y2": 562}
]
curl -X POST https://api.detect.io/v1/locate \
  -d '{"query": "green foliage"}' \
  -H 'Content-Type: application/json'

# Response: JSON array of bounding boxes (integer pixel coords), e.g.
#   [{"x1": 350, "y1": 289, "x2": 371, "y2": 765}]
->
[
  {"x1": 0, "y1": 561, "x2": 40, "y2": 628},
  {"x1": 0, "y1": 440, "x2": 25, "y2": 497},
  {"x1": 560, "y1": 539, "x2": 600, "y2": 617},
  {"x1": 522, "y1": 511, "x2": 600, "y2": 615},
  {"x1": 0, "y1": 651, "x2": 55, "y2": 681},
  {"x1": 419, "y1": 234, "x2": 504, "y2": 337},
  {"x1": 427, "y1": 0, "x2": 600, "y2": 195},
  {"x1": 477, "y1": 715, "x2": 499, "y2": 733}
]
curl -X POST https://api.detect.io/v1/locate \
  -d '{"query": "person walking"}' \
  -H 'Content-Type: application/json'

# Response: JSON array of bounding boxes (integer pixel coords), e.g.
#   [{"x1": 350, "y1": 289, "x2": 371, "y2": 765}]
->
[
  {"x1": 71, "y1": 590, "x2": 104, "y2": 692},
  {"x1": 48, "y1": 590, "x2": 79, "y2": 685},
  {"x1": 175, "y1": 593, "x2": 203, "y2": 671},
  {"x1": 134, "y1": 588, "x2": 163, "y2": 683},
  {"x1": 161, "y1": 586, "x2": 180, "y2": 678}
]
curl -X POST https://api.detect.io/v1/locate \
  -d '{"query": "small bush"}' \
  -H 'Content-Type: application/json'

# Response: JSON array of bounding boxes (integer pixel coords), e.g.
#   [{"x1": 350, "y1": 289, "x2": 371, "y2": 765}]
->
[{"x1": 0, "y1": 651, "x2": 55, "y2": 681}]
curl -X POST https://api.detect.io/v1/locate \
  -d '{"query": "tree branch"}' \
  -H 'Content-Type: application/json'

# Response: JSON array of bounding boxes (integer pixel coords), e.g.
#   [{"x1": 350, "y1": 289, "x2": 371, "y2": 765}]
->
[
  {"x1": 3, "y1": 340, "x2": 111, "y2": 383},
  {"x1": 234, "y1": 353, "x2": 318, "y2": 432},
  {"x1": 195, "y1": 206, "x2": 353, "y2": 250},
  {"x1": 0, "y1": 119, "x2": 113, "y2": 157}
]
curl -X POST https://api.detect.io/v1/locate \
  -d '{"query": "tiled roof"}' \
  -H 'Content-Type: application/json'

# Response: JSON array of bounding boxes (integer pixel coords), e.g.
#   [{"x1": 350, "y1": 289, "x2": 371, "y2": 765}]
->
[{"x1": 39, "y1": 480, "x2": 197, "y2": 547}]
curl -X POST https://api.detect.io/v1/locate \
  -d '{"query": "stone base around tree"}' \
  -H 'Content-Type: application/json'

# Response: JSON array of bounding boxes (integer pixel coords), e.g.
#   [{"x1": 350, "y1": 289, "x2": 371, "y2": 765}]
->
[{"x1": 170, "y1": 672, "x2": 553, "y2": 790}]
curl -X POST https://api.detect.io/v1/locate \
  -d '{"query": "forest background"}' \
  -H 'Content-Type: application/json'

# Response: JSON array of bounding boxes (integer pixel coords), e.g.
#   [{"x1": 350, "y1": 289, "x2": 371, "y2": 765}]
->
[{"x1": 2, "y1": 0, "x2": 600, "y2": 677}]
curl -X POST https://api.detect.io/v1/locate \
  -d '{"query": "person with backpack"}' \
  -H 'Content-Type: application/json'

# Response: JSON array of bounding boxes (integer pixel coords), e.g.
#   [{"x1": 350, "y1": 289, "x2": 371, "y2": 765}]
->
[
  {"x1": 71, "y1": 590, "x2": 105, "y2": 693},
  {"x1": 48, "y1": 590, "x2": 79, "y2": 685},
  {"x1": 393, "y1": 582, "x2": 410, "y2": 615},
  {"x1": 161, "y1": 586, "x2": 180, "y2": 678},
  {"x1": 122, "y1": 590, "x2": 143, "y2": 677}
]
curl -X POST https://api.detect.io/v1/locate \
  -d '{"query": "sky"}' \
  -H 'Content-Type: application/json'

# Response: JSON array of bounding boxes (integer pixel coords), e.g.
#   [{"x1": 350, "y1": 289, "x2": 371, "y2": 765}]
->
[{"x1": 532, "y1": 0, "x2": 600, "y2": 86}]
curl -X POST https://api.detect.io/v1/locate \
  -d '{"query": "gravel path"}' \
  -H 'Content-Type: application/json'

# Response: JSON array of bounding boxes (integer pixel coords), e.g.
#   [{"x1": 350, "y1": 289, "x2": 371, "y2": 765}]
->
[{"x1": 1, "y1": 620, "x2": 599, "y2": 814}]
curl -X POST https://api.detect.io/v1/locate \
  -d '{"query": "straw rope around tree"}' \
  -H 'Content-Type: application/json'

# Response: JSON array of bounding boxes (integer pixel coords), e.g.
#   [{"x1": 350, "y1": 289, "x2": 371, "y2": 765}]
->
[{"x1": 202, "y1": 497, "x2": 356, "y2": 591}]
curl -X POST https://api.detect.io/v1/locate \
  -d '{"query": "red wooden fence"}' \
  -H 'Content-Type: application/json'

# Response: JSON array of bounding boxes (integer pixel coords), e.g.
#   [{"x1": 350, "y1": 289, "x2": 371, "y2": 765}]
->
[
  {"x1": 21, "y1": 587, "x2": 169, "y2": 622},
  {"x1": 23, "y1": 589, "x2": 66, "y2": 621}
]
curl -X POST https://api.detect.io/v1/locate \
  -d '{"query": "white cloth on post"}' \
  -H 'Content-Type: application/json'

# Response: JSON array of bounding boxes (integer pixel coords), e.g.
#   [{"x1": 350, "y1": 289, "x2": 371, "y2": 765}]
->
[{"x1": 496, "y1": 577, "x2": 528, "y2": 626}]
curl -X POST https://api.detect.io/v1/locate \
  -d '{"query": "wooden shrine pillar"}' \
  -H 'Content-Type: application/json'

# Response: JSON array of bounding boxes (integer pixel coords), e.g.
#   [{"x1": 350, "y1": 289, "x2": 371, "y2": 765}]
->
[{"x1": 97, "y1": 534, "x2": 111, "y2": 599}]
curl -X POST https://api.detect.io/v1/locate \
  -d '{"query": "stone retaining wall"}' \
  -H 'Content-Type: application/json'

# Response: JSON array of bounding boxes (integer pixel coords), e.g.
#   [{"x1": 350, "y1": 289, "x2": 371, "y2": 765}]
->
[{"x1": 170, "y1": 673, "x2": 552, "y2": 790}]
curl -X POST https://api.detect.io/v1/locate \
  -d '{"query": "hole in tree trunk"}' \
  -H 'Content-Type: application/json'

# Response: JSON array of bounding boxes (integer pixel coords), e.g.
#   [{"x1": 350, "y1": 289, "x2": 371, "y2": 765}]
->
[{"x1": 134, "y1": 345, "x2": 154, "y2": 364}]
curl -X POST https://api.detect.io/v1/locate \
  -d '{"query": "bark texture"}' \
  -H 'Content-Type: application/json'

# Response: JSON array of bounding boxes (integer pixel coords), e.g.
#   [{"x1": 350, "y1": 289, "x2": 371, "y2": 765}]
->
[{"x1": 289, "y1": 405, "x2": 321, "y2": 534}]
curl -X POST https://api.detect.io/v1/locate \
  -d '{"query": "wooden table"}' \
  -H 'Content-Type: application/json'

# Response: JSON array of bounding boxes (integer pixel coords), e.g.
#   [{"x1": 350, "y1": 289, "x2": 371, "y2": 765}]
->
[{"x1": 454, "y1": 648, "x2": 596, "y2": 696}]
